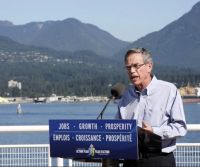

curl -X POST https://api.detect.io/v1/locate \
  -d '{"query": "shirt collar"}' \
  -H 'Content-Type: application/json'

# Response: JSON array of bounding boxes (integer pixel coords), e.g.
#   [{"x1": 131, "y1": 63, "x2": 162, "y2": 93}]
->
[
  {"x1": 132, "y1": 75, "x2": 158, "y2": 96},
  {"x1": 146, "y1": 75, "x2": 158, "y2": 95}
]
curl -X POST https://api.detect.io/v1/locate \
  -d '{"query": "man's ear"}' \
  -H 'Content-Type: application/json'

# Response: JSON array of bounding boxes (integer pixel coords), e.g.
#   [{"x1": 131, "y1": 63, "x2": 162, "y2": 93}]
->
[{"x1": 147, "y1": 63, "x2": 153, "y2": 73}]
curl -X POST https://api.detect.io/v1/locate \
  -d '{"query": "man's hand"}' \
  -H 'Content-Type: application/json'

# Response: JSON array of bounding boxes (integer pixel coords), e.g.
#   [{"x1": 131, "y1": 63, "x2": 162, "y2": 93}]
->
[{"x1": 142, "y1": 121, "x2": 153, "y2": 132}]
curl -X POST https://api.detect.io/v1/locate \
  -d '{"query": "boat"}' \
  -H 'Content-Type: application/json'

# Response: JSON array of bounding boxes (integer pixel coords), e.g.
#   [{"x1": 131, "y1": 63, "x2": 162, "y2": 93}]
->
[
  {"x1": 179, "y1": 84, "x2": 200, "y2": 103},
  {"x1": 182, "y1": 95, "x2": 200, "y2": 103},
  {"x1": 33, "y1": 97, "x2": 47, "y2": 103},
  {"x1": 16, "y1": 104, "x2": 22, "y2": 114}
]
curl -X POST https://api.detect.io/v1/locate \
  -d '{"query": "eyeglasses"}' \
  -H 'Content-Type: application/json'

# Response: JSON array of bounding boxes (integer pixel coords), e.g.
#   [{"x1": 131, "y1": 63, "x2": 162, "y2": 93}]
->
[{"x1": 125, "y1": 63, "x2": 145, "y2": 71}]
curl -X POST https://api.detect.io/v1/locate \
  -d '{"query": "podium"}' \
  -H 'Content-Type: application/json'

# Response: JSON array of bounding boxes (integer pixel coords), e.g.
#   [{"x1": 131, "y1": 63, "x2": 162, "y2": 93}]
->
[{"x1": 49, "y1": 119, "x2": 138, "y2": 166}]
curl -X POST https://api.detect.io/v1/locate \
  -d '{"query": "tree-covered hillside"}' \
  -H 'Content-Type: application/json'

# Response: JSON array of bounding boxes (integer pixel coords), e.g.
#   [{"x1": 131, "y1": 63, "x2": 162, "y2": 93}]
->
[
  {"x1": 1, "y1": 60, "x2": 200, "y2": 97},
  {"x1": 0, "y1": 35, "x2": 199, "y2": 97},
  {"x1": 0, "y1": 61, "x2": 128, "y2": 97}
]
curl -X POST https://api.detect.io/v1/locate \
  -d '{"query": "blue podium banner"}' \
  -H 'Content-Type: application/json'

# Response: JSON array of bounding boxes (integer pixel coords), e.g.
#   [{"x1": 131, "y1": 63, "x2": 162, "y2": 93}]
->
[{"x1": 49, "y1": 119, "x2": 138, "y2": 160}]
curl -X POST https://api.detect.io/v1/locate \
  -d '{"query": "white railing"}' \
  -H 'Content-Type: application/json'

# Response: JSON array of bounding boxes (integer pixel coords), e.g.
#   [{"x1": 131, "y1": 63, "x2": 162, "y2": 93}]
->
[
  {"x1": 1, "y1": 124, "x2": 199, "y2": 132},
  {"x1": 175, "y1": 143, "x2": 200, "y2": 167},
  {"x1": 0, "y1": 125, "x2": 49, "y2": 132},
  {"x1": 0, "y1": 144, "x2": 50, "y2": 167},
  {"x1": 0, "y1": 124, "x2": 199, "y2": 167}
]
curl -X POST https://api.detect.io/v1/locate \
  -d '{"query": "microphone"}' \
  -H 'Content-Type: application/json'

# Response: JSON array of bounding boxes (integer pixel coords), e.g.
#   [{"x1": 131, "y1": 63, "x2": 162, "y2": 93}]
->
[
  {"x1": 110, "y1": 82, "x2": 126, "y2": 99},
  {"x1": 97, "y1": 83, "x2": 126, "y2": 119}
]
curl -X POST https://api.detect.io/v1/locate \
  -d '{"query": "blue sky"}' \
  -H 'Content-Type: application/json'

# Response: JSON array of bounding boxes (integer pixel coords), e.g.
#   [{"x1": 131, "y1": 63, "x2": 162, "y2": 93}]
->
[{"x1": 0, "y1": 0, "x2": 199, "y2": 41}]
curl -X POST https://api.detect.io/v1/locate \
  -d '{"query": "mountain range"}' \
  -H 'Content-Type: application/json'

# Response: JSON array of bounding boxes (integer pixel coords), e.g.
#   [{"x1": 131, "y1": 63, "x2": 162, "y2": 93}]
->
[
  {"x1": 0, "y1": 18, "x2": 129, "y2": 57},
  {"x1": 115, "y1": 2, "x2": 200, "y2": 71},
  {"x1": 0, "y1": 2, "x2": 200, "y2": 71}
]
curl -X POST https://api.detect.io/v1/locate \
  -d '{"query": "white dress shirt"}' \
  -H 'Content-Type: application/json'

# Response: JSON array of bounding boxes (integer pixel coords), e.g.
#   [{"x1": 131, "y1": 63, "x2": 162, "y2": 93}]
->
[{"x1": 116, "y1": 76, "x2": 187, "y2": 153}]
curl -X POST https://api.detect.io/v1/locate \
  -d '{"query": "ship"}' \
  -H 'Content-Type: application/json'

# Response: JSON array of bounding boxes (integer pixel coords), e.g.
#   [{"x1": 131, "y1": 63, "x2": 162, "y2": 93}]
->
[
  {"x1": 33, "y1": 97, "x2": 47, "y2": 103},
  {"x1": 179, "y1": 83, "x2": 200, "y2": 103},
  {"x1": 182, "y1": 95, "x2": 200, "y2": 103}
]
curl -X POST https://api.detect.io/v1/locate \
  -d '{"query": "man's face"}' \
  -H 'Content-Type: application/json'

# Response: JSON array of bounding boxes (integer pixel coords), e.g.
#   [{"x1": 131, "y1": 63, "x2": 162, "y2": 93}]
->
[{"x1": 125, "y1": 53, "x2": 152, "y2": 90}]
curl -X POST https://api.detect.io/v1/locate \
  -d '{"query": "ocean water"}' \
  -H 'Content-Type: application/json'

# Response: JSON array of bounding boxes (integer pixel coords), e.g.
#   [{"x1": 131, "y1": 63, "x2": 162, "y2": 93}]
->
[{"x1": 0, "y1": 102, "x2": 199, "y2": 144}]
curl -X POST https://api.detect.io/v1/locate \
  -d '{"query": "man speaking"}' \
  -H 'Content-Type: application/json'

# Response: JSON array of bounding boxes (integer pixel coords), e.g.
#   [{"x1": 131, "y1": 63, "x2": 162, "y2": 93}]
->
[{"x1": 116, "y1": 48, "x2": 187, "y2": 167}]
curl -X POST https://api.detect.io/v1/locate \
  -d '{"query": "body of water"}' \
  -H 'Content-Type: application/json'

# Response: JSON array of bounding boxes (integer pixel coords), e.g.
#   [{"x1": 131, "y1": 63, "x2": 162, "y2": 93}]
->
[{"x1": 0, "y1": 102, "x2": 199, "y2": 144}]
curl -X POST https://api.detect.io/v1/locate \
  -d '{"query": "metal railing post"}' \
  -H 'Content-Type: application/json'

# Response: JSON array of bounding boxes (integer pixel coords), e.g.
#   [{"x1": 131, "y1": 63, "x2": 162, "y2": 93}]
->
[
  {"x1": 57, "y1": 157, "x2": 64, "y2": 167},
  {"x1": 68, "y1": 159, "x2": 73, "y2": 167},
  {"x1": 48, "y1": 146, "x2": 52, "y2": 167}
]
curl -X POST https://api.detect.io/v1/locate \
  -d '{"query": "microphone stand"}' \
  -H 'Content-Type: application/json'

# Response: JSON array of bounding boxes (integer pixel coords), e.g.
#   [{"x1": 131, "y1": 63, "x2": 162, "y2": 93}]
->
[
  {"x1": 96, "y1": 96, "x2": 120, "y2": 167},
  {"x1": 96, "y1": 82, "x2": 125, "y2": 120},
  {"x1": 96, "y1": 96, "x2": 113, "y2": 120}
]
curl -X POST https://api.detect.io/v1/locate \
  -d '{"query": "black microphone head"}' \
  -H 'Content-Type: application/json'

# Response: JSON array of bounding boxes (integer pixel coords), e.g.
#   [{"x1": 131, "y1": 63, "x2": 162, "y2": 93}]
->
[{"x1": 110, "y1": 83, "x2": 126, "y2": 99}]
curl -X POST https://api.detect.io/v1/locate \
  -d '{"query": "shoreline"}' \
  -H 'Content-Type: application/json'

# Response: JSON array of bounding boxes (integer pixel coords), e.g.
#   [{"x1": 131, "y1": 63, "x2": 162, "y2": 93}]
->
[
  {"x1": 1, "y1": 96, "x2": 200, "y2": 105},
  {"x1": 0, "y1": 96, "x2": 109, "y2": 104}
]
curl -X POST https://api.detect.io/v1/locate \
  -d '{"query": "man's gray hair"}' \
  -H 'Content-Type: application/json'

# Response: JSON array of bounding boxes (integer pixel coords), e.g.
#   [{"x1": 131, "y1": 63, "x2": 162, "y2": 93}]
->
[{"x1": 124, "y1": 48, "x2": 153, "y2": 64}]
